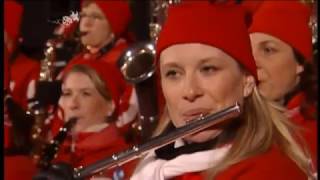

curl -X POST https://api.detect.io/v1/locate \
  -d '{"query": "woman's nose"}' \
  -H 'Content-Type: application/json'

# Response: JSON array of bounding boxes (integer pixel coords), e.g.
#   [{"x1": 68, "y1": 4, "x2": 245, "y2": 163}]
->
[
  {"x1": 68, "y1": 95, "x2": 80, "y2": 110},
  {"x1": 182, "y1": 75, "x2": 203, "y2": 102},
  {"x1": 80, "y1": 17, "x2": 93, "y2": 30},
  {"x1": 251, "y1": 50, "x2": 263, "y2": 68}
]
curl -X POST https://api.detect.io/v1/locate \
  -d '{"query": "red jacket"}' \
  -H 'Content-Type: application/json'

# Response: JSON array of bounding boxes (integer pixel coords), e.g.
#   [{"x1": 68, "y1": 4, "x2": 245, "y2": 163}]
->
[
  {"x1": 52, "y1": 120, "x2": 136, "y2": 179},
  {"x1": 65, "y1": 39, "x2": 128, "y2": 72},
  {"x1": 4, "y1": 53, "x2": 40, "y2": 149},
  {"x1": 175, "y1": 145, "x2": 308, "y2": 180},
  {"x1": 286, "y1": 92, "x2": 317, "y2": 169},
  {"x1": 4, "y1": 155, "x2": 38, "y2": 180},
  {"x1": 9, "y1": 53, "x2": 40, "y2": 110}
]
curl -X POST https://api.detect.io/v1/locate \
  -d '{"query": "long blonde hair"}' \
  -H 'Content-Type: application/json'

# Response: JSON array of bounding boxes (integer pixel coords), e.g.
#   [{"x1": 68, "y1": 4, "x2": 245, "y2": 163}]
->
[
  {"x1": 154, "y1": 87, "x2": 314, "y2": 179},
  {"x1": 206, "y1": 87, "x2": 313, "y2": 178}
]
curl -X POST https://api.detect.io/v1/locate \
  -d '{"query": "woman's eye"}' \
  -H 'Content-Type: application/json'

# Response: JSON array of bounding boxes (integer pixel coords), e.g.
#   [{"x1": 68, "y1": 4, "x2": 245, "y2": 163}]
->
[
  {"x1": 82, "y1": 91, "x2": 92, "y2": 96},
  {"x1": 79, "y1": 12, "x2": 87, "y2": 19},
  {"x1": 92, "y1": 14, "x2": 104, "y2": 20},
  {"x1": 263, "y1": 46, "x2": 277, "y2": 55},
  {"x1": 61, "y1": 91, "x2": 71, "y2": 97},
  {"x1": 165, "y1": 70, "x2": 179, "y2": 78},
  {"x1": 200, "y1": 65, "x2": 217, "y2": 73}
]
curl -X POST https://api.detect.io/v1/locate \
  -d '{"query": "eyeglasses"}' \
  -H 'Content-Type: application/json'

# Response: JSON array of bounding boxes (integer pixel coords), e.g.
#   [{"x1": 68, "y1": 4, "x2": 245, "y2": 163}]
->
[{"x1": 79, "y1": 12, "x2": 105, "y2": 21}]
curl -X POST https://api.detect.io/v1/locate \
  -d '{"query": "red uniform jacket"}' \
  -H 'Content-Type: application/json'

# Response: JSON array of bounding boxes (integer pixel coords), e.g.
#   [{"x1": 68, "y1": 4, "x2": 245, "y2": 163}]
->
[
  {"x1": 64, "y1": 39, "x2": 128, "y2": 72},
  {"x1": 9, "y1": 53, "x2": 40, "y2": 109},
  {"x1": 4, "y1": 155, "x2": 38, "y2": 180},
  {"x1": 4, "y1": 53, "x2": 40, "y2": 149},
  {"x1": 286, "y1": 92, "x2": 317, "y2": 169},
  {"x1": 175, "y1": 145, "x2": 308, "y2": 180},
  {"x1": 52, "y1": 120, "x2": 137, "y2": 179}
]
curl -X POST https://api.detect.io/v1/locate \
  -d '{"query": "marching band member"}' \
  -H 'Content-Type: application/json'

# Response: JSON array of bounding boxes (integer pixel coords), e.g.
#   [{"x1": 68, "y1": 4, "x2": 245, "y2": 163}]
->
[
  {"x1": 51, "y1": 60, "x2": 137, "y2": 179},
  {"x1": 131, "y1": 2, "x2": 314, "y2": 179},
  {"x1": 249, "y1": 0, "x2": 317, "y2": 170}
]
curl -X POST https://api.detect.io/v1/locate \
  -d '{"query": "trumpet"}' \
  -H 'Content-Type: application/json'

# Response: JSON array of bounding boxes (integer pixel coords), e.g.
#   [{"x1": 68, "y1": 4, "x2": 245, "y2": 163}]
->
[{"x1": 72, "y1": 103, "x2": 241, "y2": 179}]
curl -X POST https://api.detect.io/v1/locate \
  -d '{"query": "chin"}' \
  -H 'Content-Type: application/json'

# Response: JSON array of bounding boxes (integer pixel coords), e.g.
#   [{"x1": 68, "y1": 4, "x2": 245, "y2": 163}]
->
[
  {"x1": 81, "y1": 38, "x2": 96, "y2": 47},
  {"x1": 184, "y1": 129, "x2": 222, "y2": 143}
]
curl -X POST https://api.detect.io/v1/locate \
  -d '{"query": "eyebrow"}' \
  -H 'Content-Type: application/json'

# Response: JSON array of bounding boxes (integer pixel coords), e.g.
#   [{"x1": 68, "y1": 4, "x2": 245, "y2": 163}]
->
[
  {"x1": 258, "y1": 40, "x2": 278, "y2": 46},
  {"x1": 62, "y1": 87, "x2": 95, "y2": 91},
  {"x1": 162, "y1": 56, "x2": 220, "y2": 68},
  {"x1": 198, "y1": 57, "x2": 218, "y2": 63}
]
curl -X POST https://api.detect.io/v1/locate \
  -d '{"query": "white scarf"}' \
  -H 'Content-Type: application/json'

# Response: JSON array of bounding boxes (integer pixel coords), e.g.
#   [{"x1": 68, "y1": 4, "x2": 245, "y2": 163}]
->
[{"x1": 131, "y1": 141, "x2": 231, "y2": 180}]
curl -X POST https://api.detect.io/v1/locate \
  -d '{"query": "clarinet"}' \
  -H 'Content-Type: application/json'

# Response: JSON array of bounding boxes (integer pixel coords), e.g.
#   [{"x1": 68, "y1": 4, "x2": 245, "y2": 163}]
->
[
  {"x1": 72, "y1": 103, "x2": 240, "y2": 179},
  {"x1": 37, "y1": 117, "x2": 78, "y2": 169}
]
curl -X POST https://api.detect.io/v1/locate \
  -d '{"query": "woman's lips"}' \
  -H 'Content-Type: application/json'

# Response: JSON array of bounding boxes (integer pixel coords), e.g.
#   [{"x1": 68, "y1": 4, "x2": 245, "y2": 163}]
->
[
  {"x1": 182, "y1": 108, "x2": 211, "y2": 123},
  {"x1": 80, "y1": 31, "x2": 89, "y2": 36}
]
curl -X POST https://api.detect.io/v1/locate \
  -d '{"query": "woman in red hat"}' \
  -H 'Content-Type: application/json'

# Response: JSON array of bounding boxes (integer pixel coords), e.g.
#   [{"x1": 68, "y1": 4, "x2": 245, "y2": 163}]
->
[
  {"x1": 249, "y1": 0, "x2": 317, "y2": 170},
  {"x1": 130, "y1": 1, "x2": 315, "y2": 180},
  {"x1": 48, "y1": 60, "x2": 137, "y2": 179},
  {"x1": 56, "y1": 0, "x2": 138, "y2": 141}
]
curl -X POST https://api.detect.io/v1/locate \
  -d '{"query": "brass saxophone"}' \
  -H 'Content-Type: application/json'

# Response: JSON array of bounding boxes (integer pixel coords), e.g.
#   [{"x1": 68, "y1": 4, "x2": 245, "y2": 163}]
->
[
  {"x1": 29, "y1": 38, "x2": 58, "y2": 163},
  {"x1": 29, "y1": 21, "x2": 80, "y2": 164}
]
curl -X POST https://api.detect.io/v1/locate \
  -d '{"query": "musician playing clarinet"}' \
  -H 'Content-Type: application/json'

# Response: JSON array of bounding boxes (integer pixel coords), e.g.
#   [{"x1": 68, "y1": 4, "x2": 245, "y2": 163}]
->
[
  {"x1": 49, "y1": 60, "x2": 138, "y2": 179},
  {"x1": 131, "y1": 1, "x2": 316, "y2": 179}
]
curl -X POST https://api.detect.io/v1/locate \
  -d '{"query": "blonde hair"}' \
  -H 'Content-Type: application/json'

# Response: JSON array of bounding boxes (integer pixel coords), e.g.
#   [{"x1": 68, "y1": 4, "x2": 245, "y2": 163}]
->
[
  {"x1": 153, "y1": 87, "x2": 314, "y2": 179},
  {"x1": 206, "y1": 87, "x2": 313, "y2": 178}
]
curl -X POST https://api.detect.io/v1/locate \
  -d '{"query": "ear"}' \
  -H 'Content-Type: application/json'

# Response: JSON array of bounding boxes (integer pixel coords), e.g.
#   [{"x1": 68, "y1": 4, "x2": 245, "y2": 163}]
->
[
  {"x1": 243, "y1": 75, "x2": 256, "y2": 98},
  {"x1": 296, "y1": 64, "x2": 304, "y2": 75}
]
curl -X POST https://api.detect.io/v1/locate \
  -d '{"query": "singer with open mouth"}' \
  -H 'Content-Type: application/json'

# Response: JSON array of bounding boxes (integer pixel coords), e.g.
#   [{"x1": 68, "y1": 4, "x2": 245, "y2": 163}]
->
[{"x1": 131, "y1": 1, "x2": 314, "y2": 180}]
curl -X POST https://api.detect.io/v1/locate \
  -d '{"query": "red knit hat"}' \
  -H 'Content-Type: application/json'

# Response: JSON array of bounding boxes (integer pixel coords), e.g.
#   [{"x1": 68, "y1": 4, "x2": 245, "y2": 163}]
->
[
  {"x1": 249, "y1": 1, "x2": 312, "y2": 61},
  {"x1": 82, "y1": 0, "x2": 131, "y2": 38},
  {"x1": 63, "y1": 60, "x2": 126, "y2": 116},
  {"x1": 156, "y1": 2, "x2": 257, "y2": 79},
  {"x1": 4, "y1": 0, "x2": 24, "y2": 41},
  {"x1": 240, "y1": 0, "x2": 264, "y2": 27}
]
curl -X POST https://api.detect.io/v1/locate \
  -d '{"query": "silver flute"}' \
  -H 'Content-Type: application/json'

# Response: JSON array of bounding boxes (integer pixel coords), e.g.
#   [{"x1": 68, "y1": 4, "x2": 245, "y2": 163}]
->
[{"x1": 73, "y1": 102, "x2": 241, "y2": 179}]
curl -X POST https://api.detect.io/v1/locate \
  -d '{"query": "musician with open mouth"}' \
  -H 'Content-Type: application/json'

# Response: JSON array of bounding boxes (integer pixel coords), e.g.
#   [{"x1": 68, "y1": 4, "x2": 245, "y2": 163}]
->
[
  {"x1": 52, "y1": 60, "x2": 138, "y2": 179},
  {"x1": 131, "y1": 1, "x2": 314, "y2": 180}
]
